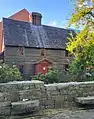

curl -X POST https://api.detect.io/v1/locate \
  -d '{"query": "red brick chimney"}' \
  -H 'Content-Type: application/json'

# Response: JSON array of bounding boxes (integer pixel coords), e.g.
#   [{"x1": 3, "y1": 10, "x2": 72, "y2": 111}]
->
[{"x1": 32, "y1": 12, "x2": 42, "y2": 25}]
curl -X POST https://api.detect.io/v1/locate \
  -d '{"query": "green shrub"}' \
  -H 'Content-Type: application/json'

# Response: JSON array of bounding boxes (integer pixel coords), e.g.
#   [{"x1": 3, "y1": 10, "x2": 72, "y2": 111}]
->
[
  {"x1": 0, "y1": 63, "x2": 23, "y2": 83},
  {"x1": 32, "y1": 73, "x2": 45, "y2": 81},
  {"x1": 32, "y1": 68, "x2": 60, "y2": 84},
  {"x1": 45, "y1": 68, "x2": 60, "y2": 83}
]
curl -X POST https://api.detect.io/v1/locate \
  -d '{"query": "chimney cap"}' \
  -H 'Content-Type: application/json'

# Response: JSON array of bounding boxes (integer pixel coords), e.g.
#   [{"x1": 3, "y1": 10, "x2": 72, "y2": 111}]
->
[{"x1": 32, "y1": 12, "x2": 42, "y2": 18}]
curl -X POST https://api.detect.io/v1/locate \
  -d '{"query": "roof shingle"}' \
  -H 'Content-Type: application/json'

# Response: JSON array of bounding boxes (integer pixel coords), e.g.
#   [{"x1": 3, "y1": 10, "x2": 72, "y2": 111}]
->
[{"x1": 3, "y1": 18, "x2": 75, "y2": 49}]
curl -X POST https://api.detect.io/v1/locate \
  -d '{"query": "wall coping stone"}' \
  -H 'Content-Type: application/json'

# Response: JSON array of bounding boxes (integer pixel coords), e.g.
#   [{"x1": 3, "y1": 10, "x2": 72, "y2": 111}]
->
[
  {"x1": 45, "y1": 81, "x2": 94, "y2": 87},
  {"x1": 0, "y1": 80, "x2": 44, "y2": 86},
  {"x1": 75, "y1": 96, "x2": 94, "y2": 104},
  {"x1": 0, "y1": 81, "x2": 94, "y2": 86}
]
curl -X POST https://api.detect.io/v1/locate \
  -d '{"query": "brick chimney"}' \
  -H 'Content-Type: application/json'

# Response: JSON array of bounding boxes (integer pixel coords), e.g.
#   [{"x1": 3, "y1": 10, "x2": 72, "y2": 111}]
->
[{"x1": 32, "y1": 12, "x2": 42, "y2": 25}]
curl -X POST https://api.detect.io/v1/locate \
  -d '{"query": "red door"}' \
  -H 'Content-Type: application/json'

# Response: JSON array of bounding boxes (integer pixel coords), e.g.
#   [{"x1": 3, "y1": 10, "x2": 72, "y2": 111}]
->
[{"x1": 35, "y1": 60, "x2": 51, "y2": 75}]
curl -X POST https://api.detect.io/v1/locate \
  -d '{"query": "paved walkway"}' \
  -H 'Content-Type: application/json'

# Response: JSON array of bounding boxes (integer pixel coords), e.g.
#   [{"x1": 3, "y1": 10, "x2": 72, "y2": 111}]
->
[
  {"x1": 21, "y1": 109, "x2": 94, "y2": 119},
  {"x1": 48, "y1": 110, "x2": 94, "y2": 119},
  {"x1": 3, "y1": 109, "x2": 94, "y2": 119}
]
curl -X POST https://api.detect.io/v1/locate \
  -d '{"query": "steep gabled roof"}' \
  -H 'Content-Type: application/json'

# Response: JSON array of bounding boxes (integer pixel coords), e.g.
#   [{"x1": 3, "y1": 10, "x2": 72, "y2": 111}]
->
[
  {"x1": 9, "y1": 8, "x2": 30, "y2": 18},
  {"x1": 3, "y1": 18, "x2": 76, "y2": 49}
]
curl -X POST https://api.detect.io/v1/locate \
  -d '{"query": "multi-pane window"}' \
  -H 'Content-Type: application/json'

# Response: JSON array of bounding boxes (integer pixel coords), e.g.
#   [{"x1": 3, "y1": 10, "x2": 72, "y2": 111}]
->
[
  {"x1": 40, "y1": 49, "x2": 46, "y2": 56},
  {"x1": 65, "y1": 50, "x2": 69, "y2": 57},
  {"x1": 65, "y1": 50, "x2": 72, "y2": 57},
  {"x1": 18, "y1": 65, "x2": 24, "y2": 74},
  {"x1": 18, "y1": 46, "x2": 25, "y2": 55},
  {"x1": 64, "y1": 64, "x2": 69, "y2": 71}
]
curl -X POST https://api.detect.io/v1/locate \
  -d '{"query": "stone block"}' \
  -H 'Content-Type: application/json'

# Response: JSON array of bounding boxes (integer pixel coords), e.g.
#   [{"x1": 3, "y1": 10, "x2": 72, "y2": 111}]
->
[
  {"x1": 22, "y1": 83, "x2": 30, "y2": 90},
  {"x1": 40, "y1": 90, "x2": 47, "y2": 98},
  {"x1": 11, "y1": 100, "x2": 39, "y2": 115},
  {"x1": 39, "y1": 99, "x2": 44, "y2": 109},
  {"x1": 4, "y1": 91, "x2": 19, "y2": 102},
  {"x1": 50, "y1": 90, "x2": 59, "y2": 96},
  {"x1": 0, "y1": 93, "x2": 5, "y2": 102},
  {"x1": 63, "y1": 95, "x2": 69, "y2": 101},
  {"x1": 0, "y1": 102, "x2": 11, "y2": 115},
  {"x1": 56, "y1": 84, "x2": 69, "y2": 91},
  {"x1": 59, "y1": 89, "x2": 69, "y2": 95},
  {"x1": 32, "y1": 80, "x2": 44, "y2": 89},
  {"x1": 45, "y1": 85, "x2": 56, "y2": 91},
  {"x1": 0, "y1": 83, "x2": 18, "y2": 92},
  {"x1": 63, "y1": 101, "x2": 72, "y2": 108},
  {"x1": 75, "y1": 96, "x2": 94, "y2": 104},
  {"x1": 40, "y1": 86, "x2": 46, "y2": 93},
  {"x1": 88, "y1": 92, "x2": 94, "y2": 96},
  {"x1": 43, "y1": 99, "x2": 55, "y2": 109},
  {"x1": 29, "y1": 83, "x2": 36, "y2": 89},
  {"x1": 19, "y1": 90, "x2": 42, "y2": 101},
  {"x1": 54, "y1": 99, "x2": 64, "y2": 108},
  {"x1": 19, "y1": 90, "x2": 32, "y2": 101}
]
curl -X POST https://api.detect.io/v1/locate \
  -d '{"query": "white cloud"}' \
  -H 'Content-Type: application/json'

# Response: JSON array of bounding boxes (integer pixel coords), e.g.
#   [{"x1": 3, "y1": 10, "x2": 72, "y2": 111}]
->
[
  {"x1": 47, "y1": 20, "x2": 68, "y2": 28},
  {"x1": 48, "y1": 20, "x2": 57, "y2": 27},
  {"x1": 47, "y1": 20, "x2": 81, "y2": 30}
]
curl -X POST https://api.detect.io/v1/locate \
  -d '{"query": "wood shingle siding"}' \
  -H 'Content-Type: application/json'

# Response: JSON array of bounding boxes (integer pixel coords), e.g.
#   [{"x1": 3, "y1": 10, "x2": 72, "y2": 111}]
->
[{"x1": 5, "y1": 46, "x2": 73, "y2": 77}]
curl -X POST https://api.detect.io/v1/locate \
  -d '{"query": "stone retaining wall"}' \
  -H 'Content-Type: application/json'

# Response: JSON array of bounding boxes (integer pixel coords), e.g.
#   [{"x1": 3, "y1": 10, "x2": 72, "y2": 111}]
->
[{"x1": 0, "y1": 80, "x2": 94, "y2": 115}]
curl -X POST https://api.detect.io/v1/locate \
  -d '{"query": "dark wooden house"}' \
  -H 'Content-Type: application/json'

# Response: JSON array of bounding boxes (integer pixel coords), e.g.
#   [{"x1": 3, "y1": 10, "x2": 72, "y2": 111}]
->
[{"x1": 2, "y1": 12, "x2": 75, "y2": 78}]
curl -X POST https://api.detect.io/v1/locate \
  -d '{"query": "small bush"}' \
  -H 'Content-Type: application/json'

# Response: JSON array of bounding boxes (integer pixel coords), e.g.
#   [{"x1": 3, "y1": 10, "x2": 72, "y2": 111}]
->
[
  {"x1": 59, "y1": 70, "x2": 94, "y2": 83},
  {"x1": 0, "y1": 63, "x2": 23, "y2": 83},
  {"x1": 45, "y1": 68, "x2": 60, "y2": 83},
  {"x1": 32, "y1": 73, "x2": 45, "y2": 81},
  {"x1": 32, "y1": 68, "x2": 60, "y2": 84}
]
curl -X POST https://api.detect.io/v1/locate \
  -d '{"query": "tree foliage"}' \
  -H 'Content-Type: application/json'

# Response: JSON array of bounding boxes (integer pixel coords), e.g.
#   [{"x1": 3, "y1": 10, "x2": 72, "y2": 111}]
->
[
  {"x1": 0, "y1": 63, "x2": 23, "y2": 83},
  {"x1": 68, "y1": 0, "x2": 94, "y2": 28},
  {"x1": 66, "y1": 0, "x2": 94, "y2": 80}
]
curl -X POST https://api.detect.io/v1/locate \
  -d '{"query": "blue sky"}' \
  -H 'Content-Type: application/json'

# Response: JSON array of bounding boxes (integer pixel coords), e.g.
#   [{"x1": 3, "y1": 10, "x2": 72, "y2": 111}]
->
[{"x1": 0, "y1": 0, "x2": 75, "y2": 28}]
